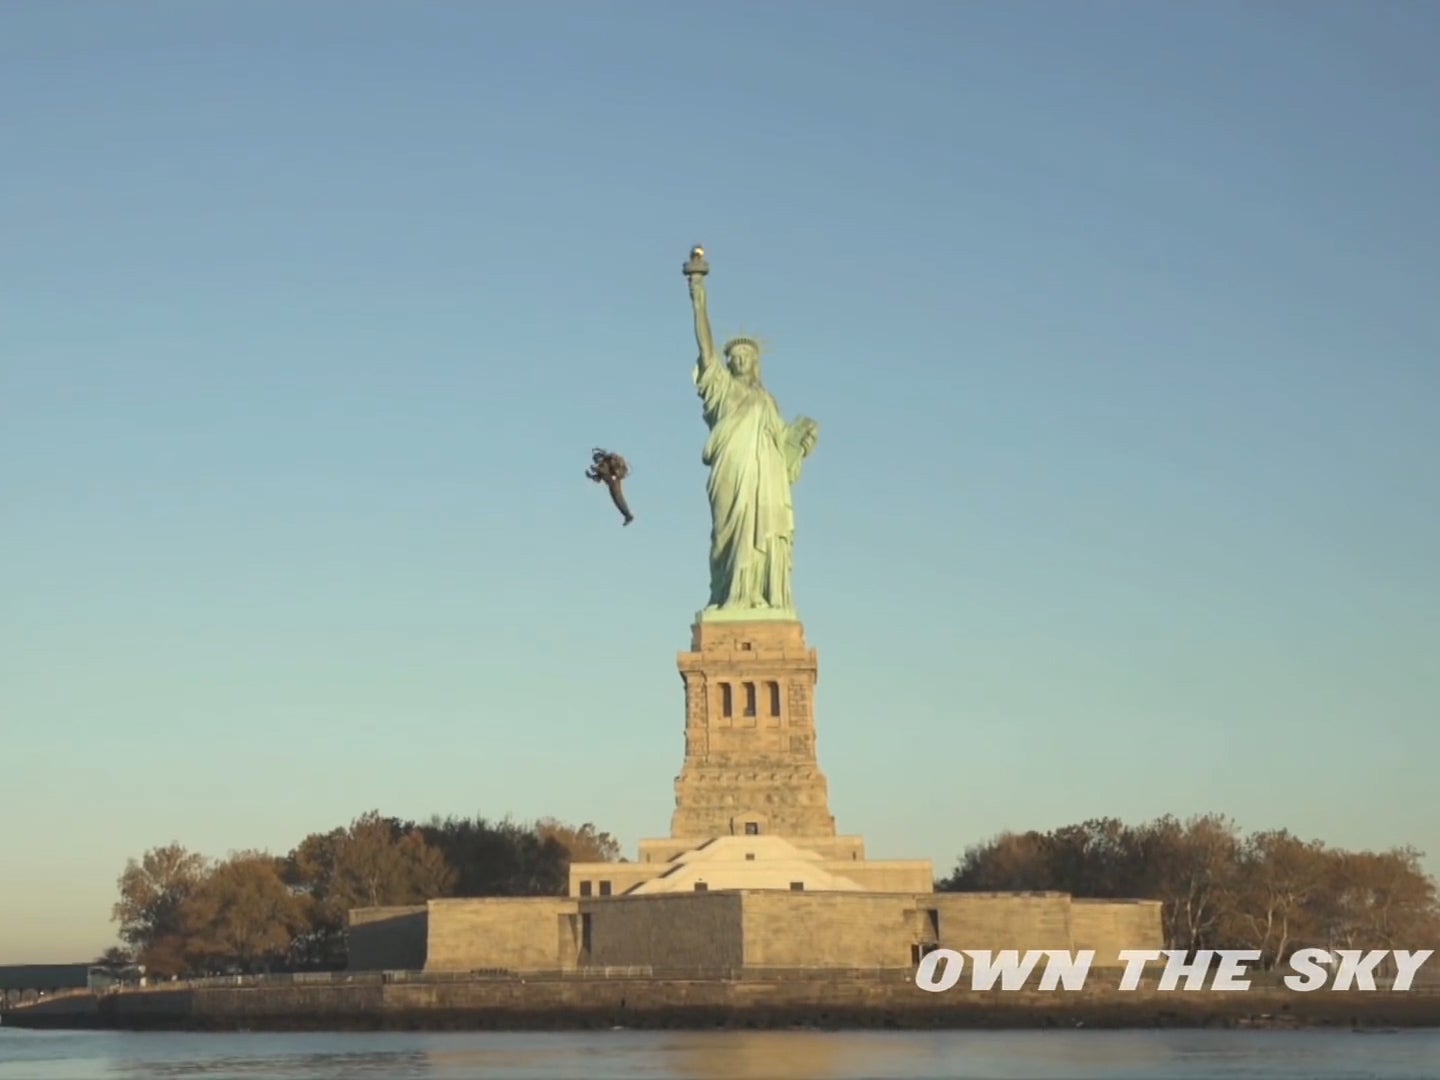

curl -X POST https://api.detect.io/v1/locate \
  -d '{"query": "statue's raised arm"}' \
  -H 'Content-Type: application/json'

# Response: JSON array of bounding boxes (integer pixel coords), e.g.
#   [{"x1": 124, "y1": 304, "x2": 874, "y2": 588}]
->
[{"x1": 683, "y1": 246, "x2": 719, "y2": 369}]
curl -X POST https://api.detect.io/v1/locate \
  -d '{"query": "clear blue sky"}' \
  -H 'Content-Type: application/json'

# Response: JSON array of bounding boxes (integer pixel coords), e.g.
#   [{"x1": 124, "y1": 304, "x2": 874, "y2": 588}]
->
[{"x1": 2, "y1": 2, "x2": 1437, "y2": 964}]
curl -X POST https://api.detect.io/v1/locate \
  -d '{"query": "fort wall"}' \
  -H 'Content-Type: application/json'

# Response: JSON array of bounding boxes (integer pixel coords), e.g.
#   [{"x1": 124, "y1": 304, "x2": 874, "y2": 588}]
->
[
  {"x1": 425, "y1": 898, "x2": 579, "y2": 972},
  {"x1": 347, "y1": 905, "x2": 427, "y2": 971}
]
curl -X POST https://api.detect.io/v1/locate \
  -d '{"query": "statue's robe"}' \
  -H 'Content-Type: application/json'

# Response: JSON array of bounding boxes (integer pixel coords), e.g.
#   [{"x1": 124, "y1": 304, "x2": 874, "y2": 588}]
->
[{"x1": 694, "y1": 356, "x2": 804, "y2": 611}]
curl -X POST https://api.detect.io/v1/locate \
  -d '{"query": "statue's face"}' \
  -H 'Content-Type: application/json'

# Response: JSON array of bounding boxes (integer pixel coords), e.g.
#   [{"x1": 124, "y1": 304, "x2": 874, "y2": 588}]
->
[{"x1": 728, "y1": 345, "x2": 759, "y2": 379}]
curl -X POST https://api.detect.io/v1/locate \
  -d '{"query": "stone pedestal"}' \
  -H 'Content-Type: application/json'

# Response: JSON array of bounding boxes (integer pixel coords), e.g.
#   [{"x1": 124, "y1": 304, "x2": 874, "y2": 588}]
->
[{"x1": 670, "y1": 618, "x2": 838, "y2": 838}]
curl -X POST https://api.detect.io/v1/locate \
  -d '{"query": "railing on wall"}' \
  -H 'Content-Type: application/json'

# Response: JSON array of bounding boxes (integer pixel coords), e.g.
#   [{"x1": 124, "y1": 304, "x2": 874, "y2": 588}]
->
[
  {"x1": 19, "y1": 964, "x2": 1440, "y2": 997},
  {"x1": 62, "y1": 965, "x2": 924, "y2": 994}
]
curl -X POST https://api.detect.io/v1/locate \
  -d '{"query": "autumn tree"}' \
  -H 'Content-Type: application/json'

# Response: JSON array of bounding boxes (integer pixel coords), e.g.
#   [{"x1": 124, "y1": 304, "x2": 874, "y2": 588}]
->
[
  {"x1": 111, "y1": 807, "x2": 628, "y2": 973},
  {"x1": 1317, "y1": 847, "x2": 1440, "y2": 957},
  {"x1": 939, "y1": 830, "x2": 1052, "y2": 892},
  {"x1": 535, "y1": 818, "x2": 623, "y2": 864},
  {"x1": 420, "y1": 815, "x2": 569, "y2": 896},
  {"x1": 1137, "y1": 813, "x2": 1243, "y2": 952},
  {"x1": 1042, "y1": 818, "x2": 1151, "y2": 898},
  {"x1": 285, "y1": 811, "x2": 454, "y2": 967},
  {"x1": 182, "y1": 851, "x2": 310, "y2": 974},
  {"x1": 112, "y1": 843, "x2": 211, "y2": 977},
  {"x1": 93, "y1": 945, "x2": 134, "y2": 975},
  {"x1": 938, "y1": 814, "x2": 1439, "y2": 965},
  {"x1": 941, "y1": 818, "x2": 1153, "y2": 898},
  {"x1": 1226, "y1": 829, "x2": 1328, "y2": 967}
]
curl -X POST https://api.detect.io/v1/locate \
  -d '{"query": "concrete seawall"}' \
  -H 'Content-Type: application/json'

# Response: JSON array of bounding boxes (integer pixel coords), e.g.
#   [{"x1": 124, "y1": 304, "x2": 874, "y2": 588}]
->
[{"x1": 6, "y1": 977, "x2": 1440, "y2": 1031}]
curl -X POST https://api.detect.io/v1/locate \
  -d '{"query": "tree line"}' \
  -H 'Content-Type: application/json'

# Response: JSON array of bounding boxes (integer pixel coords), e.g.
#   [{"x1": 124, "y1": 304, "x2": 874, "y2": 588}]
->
[
  {"x1": 107, "y1": 811, "x2": 621, "y2": 976},
  {"x1": 940, "y1": 814, "x2": 1440, "y2": 969},
  {"x1": 106, "y1": 809, "x2": 1439, "y2": 978}
]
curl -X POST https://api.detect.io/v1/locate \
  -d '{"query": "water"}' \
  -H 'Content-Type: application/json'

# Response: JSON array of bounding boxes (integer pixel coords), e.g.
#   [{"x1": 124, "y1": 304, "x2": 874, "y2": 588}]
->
[{"x1": 2, "y1": 1029, "x2": 1438, "y2": 1079}]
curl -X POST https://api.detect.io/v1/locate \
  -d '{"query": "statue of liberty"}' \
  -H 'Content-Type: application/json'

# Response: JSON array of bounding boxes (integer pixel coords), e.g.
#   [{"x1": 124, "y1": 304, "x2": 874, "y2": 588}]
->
[{"x1": 683, "y1": 247, "x2": 820, "y2": 619}]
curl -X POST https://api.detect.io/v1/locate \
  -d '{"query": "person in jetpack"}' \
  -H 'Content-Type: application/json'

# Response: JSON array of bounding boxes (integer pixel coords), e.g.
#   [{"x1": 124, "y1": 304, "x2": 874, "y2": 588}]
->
[{"x1": 586, "y1": 448, "x2": 634, "y2": 525}]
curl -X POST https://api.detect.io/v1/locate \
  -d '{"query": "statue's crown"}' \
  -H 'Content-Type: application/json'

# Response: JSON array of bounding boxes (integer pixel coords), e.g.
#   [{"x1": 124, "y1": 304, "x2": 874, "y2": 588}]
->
[{"x1": 724, "y1": 335, "x2": 762, "y2": 356}]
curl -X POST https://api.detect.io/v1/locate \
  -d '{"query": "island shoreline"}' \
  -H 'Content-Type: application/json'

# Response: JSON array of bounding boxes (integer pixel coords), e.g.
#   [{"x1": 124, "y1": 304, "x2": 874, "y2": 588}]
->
[{"x1": 6, "y1": 981, "x2": 1440, "y2": 1033}]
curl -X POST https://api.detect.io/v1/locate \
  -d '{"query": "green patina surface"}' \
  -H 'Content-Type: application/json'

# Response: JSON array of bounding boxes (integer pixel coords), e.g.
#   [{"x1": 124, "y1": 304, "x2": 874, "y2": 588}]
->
[{"x1": 684, "y1": 250, "x2": 819, "y2": 622}]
